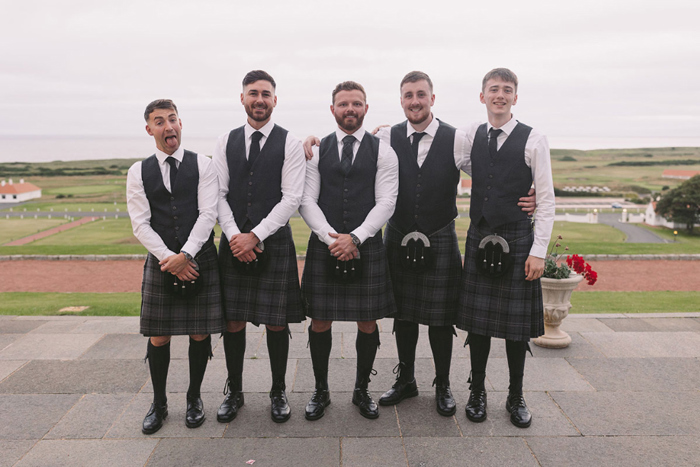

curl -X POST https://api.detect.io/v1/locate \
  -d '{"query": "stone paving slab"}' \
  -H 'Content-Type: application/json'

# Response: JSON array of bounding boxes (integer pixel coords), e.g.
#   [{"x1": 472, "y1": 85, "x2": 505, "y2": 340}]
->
[
  {"x1": 69, "y1": 317, "x2": 140, "y2": 334},
  {"x1": 0, "y1": 394, "x2": 81, "y2": 439},
  {"x1": 580, "y1": 331, "x2": 700, "y2": 358},
  {"x1": 147, "y1": 438, "x2": 339, "y2": 466},
  {"x1": 15, "y1": 439, "x2": 159, "y2": 467},
  {"x1": 568, "y1": 357, "x2": 700, "y2": 392},
  {"x1": 0, "y1": 360, "x2": 148, "y2": 394},
  {"x1": 403, "y1": 437, "x2": 538, "y2": 467},
  {"x1": 560, "y1": 318, "x2": 614, "y2": 333},
  {"x1": 527, "y1": 435, "x2": 700, "y2": 467},
  {"x1": 46, "y1": 394, "x2": 135, "y2": 439},
  {"x1": 0, "y1": 333, "x2": 104, "y2": 360},
  {"x1": 598, "y1": 318, "x2": 662, "y2": 332},
  {"x1": 531, "y1": 332, "x2": 607, "y2": 359},
  {"x1": 0, "y1": 334, "x2": 21, "y2": 352},
  {"x1": 0, "y1": 360, "x2": 27, "y2": 382},
  {"x1": 393, "y1": 394, "x2": 463, "y2": 438},
  {"x1": 79, "y1": 334, "x2": 149, "y2": 360},
  {"x1": 640, "y1": 317, "x2": 700, "y2": 331},
  {"x1": 342, "y1": 437, "x2": 407, "y2": 467},
  {"x1": 27, "y1": 319, "x2": 85, "y2": 334},
  {"x1": 486, "y1": 358, "x2": 594, "y2": 392},
  {"x1": 0, "y1": 440, "x2": 37, "y2": 467},
  {"x1": 550, "y1": 391, "x2": 700, "y2": 436},
  {"x1": 0, "y1": 320, "x2": 48, "y2": 334}
]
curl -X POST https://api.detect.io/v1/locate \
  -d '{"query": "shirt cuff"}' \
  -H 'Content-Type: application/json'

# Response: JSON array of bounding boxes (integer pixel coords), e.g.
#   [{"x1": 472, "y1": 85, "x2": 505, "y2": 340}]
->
[
  {"x1": 529, "y1": 244, "x2": 547, "y2": 259},
  {"x1": 181, "y1": 241, "x2": 201, "y2": 258},
  {"x1": 250, "y1": 227, "x2": 267, "y2": 242},
  {"x1": 351, "y1": 227, "x2": 371, "y2": 244}
]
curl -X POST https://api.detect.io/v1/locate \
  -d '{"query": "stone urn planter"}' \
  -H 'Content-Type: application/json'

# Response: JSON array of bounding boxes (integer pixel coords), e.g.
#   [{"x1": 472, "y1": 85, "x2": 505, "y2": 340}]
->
[{"x1": 533, "y1": 274, "x2": 584, "y2": 349}]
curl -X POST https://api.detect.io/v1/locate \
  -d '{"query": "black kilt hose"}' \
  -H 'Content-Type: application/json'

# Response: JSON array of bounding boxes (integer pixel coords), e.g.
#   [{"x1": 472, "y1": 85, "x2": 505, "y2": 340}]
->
[
  {"x1": 219, "y1": 224, "x2": 305, "y2": 326},
  {"x1": 301, "y1": 232, "x2": 396, "y2": 322},
  {"x1": 385, "y1": 221, "x2": 462, "y2": 326},
  {"x1": 456, "y1": 218, "x2": 544, "y2": 342},
  {"x1": 140, "y1": 241, "x2": 225, "y2": 337}
]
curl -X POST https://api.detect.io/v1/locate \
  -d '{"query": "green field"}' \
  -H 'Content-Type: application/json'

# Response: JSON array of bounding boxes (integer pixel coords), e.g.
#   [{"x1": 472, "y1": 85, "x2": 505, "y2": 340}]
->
[
  {"x1": 30, "y1": 218, "x2": 137, "y2": 246},
  {"x1": 0, "y1": 292, "x2": 141, "y2": 316},
  {"x1": 571, "y1": 291, "x2": 700, "y2": 314},
  {"x1": 0, "y1": 218, "x2": 69, "y2": 244},
  {"x1": 44, "y1": 184, "x2": 124, "y2": 196},
  {"x1": 2, "y1": 202, "x2": 127, "y2": 212}
]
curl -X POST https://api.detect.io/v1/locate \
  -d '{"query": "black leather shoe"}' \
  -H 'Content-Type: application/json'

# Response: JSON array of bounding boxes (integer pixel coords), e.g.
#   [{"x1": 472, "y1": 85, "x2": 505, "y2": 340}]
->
[
  {"x1": 185, "y1": 396, "x2": 205, "y2": 428},
  {"x1": 142, "y1": 403, "x2": 168, "y2": 434},
  {"x1": 465, "y1": 389, "x2": 487, "y2": 423},
  {"x1": 379, "y1": 378, "x2": 418, "y2": 406},
  {"x1": 217, "y1": 389, "x2": 244, "y2": 423},
  {"x1": 270, "y1": 382, "x2": 291, "y2": 423},
  {"x1": 433, "y1": 377, "x2": 456, "y2": 417},
  {"x1": 506, "y1": 393, "x2": 532, "y2": 428},
  {"x1": 352, "y1": 388, "x2": 379, "y2": 419},
  {"x1": 305, "y1": 388, "x2": 331, "y2": 421}
]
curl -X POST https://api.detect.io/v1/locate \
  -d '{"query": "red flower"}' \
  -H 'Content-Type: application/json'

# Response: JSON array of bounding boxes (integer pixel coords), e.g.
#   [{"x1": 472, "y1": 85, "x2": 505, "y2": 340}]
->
[{"x1": 566, "y1": 254, "x2": 598, "y2": 285}]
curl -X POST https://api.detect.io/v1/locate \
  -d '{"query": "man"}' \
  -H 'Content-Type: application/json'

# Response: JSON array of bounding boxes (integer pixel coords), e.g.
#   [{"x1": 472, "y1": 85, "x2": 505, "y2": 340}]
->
[
  {"x1": 214, "y1": 70, "x2": 306, "y2": 424},
  {"x1": 127, "y1": 99, "x2": 224, "y2": 434},
  {"x1": 299, "y1": 81, "x2": 399, "y2": 420},
  {"x1": 458, "y1": 68, "x2": 555, "y2": 428}
]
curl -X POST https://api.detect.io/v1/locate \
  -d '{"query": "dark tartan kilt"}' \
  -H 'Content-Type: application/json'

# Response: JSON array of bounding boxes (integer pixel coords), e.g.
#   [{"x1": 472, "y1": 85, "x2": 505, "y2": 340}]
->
[
  {"x1": 301, "y1": 232, "x2": 396, "y2": 322},
  {"x1": 384, "y1": 221, "x2": 462, "y2": 326},
  {"x1": 140, "y1": 242, "x2": 225, "y2": 337},
  {"x1": 456, "y1": 218, "x2": 544, "y2": 341},
  {"x1": 219, "y1": 224, "x2": 305, "y2": 327}
]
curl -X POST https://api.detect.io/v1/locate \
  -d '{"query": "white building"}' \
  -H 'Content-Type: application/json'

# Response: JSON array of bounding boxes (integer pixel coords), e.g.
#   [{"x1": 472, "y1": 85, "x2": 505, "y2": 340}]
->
[{"x1": 0, "y1": 179, "x2": 42, "y2": 203}]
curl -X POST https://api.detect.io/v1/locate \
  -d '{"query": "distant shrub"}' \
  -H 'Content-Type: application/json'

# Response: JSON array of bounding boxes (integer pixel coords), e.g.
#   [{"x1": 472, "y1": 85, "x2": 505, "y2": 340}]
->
[
  {"x1": 644, "y1": 154, "x2": 653, "y2": 158},
  {"x1": 55, "y1": 194, "x2": 66, "y2": 199},
  {"x1": 584, "y1": 165, "x2": 597, "y2": 169},
  {"x1": 608, "y1": 159, "x2": 698, "y2": 167},
  {"x1": 662, "y1": 185, "x2": 670, "y2": 191},
  {"x1": 560, "y1": 156, "x2": 577, "y2": 162}
]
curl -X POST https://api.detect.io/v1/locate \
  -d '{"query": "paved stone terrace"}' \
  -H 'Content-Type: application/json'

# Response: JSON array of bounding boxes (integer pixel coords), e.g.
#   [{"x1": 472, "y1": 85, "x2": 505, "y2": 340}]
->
[{"x1": 1, "y1": 314, "x2": 700, "y2": 466}]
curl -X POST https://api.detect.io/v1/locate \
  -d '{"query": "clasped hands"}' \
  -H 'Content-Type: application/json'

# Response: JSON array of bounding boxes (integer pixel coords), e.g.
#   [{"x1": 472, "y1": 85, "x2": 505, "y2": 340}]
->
[
  {"x1": 160, "y1": 253, "x2": 199, "y2": 281},
  {"x1": 229, "y1": 232, "x2": 262, "y2": 263},
  {"x1": 329, "y1": 233, "x2": 358, "y2": 261}
]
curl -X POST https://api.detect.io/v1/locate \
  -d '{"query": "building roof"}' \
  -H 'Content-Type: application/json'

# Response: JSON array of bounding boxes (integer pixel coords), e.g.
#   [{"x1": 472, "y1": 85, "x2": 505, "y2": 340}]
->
[
  {"x1": 662, "y1": 169, "x2": 700, "y2": 179},
  {"x1": 0, "y1": 180, "x2": 41, "y2": 194},
  {"x1": 461, "y1": 179, "x2": 472, "y2": 188}
]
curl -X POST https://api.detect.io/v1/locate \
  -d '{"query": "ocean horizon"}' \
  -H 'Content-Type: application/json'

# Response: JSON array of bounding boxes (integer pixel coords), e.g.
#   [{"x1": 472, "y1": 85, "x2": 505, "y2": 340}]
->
[{"x1": 1, "y1": 135, "x2": 700, "y2": 164}]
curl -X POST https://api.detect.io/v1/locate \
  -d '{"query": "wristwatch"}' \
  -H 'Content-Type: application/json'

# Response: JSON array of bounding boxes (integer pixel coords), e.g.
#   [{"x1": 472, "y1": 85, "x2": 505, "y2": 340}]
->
[
  {"x1": 350, "y1": 233, "x2": 361, "y2": 247},
  {"x1": 181, "y1": 250, "x2": 194, "y2": 262}
]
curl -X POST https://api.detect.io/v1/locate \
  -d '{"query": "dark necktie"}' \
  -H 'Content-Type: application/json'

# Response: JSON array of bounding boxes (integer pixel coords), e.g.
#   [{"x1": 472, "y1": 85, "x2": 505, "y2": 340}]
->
[
  {"x1": 165, "y1": 156, "x2": 178, "y2": 192},
  {"x1": 488, "y1": 128, "x2": 502, "y2": 158},
  {"x1": 341, "y1": 135, "x2": 355, "y2": 175},
  {"x1": 249, "y1": 131, "x2": 263, "y2": 167},
  {"x1": 411, "y1": 132, "x2": 426, "y2": 159}
]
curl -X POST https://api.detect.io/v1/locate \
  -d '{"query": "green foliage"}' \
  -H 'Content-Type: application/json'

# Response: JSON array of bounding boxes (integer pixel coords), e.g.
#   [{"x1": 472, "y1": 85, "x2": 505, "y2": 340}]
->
[
  {"x1": 0, "y1": 292, "x2": 140, "y2": 316},
  {"x1": 655, "y1": 175, "x2": 700, "y2": 233},
  {"x1": 570, "y1": 291, "x2": 700, "y2": 314},
  {"x1": 560, "y1": 155, "x2": 577, "y2": 161},
  {"x1": 607, "y1": 159, "x2": 699, "y2": 167},
  {"x1": 543, "y1": 257, "x2": 571, "y2": 279}
]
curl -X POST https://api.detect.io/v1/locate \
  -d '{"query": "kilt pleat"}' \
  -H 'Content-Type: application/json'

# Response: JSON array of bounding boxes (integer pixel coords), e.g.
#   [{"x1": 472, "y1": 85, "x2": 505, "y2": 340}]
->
[
  {"x1": 456, "y1": 218, "x2": 544, "y2": 341},
  {"x1": 140, "y1": 242, "x2": 225, "y2": 336},
  {"x1": 219, "y1": 224, "x2": 305, "y2": 326},
  {"x1": 384, "y1": 221, "x2": 462, "y2": 326},
  {"x1": 301, "y1": 232, "x2": 396, "y2": 322}
]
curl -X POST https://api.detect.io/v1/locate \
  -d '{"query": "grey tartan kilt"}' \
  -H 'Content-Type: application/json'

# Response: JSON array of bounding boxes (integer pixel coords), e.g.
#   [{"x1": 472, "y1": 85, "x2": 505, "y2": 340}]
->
[
  {"x1": 219, "y1": 224, "x2": 305, "y2": 327},
  {"x1": 384, "y1": 221, "x2": 462, "y2": 326},
  {"x1": 456, "y1": 218, "x2": 544, "y2": 341},
  {"x1": 140, "y1": 242, "x2": 225, "y2": 337},
  {"x1": 301, "y1": 232, "x2": 396, "y2": 322}
]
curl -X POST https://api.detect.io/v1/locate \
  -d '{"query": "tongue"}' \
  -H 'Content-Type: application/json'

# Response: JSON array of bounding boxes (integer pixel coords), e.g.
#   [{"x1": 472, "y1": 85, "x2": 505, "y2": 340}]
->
[{"x1": 165, "y1": 136, "x2": 178, "y2": 148}]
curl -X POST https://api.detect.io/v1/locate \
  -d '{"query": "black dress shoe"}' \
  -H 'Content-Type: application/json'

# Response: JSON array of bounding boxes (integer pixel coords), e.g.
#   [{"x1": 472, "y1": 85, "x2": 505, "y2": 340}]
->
[
  {"x1": 217, "y1": 390, "x2": 244, "y2": 423},
  {"x1": 185, "y1": 395, "x2": 205, "y2": 428},
  {"x1": 305, "y1": 388, "x2": 331, "y2": 421},
  {"x1": 379, "y1": 378, "x2": 418, "y2": 406},
  {"x1": 142, "y1": 403, "x2": 168, "y2": 434},
  {"x1": 270, "y1": 383, "x2": 291, "y2": 423},
  {"x1": 352, "y1": 388, "x2": 379, "y2": 419},
  {"x1": 433, "y1": 377, "x2": 456, "y2": 417},
  {"x1": 465, "y1": 389, "x2": 487, "y2": 423},
  {"x1": 506, "y1": 393, "x2": 532, "y2": 428}
]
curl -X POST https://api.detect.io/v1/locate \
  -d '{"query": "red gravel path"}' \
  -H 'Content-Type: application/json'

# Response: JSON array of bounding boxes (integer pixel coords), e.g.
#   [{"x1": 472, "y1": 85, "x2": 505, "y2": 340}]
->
[{"x1": 0, "y1": 260, "x2": 698, "y2": 293}]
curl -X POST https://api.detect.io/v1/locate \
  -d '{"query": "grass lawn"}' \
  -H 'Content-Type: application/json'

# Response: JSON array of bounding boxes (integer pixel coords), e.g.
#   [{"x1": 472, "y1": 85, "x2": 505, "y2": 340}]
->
[
  {"x1": 31, "y1": 218, "x2": 137, "y2": 246},
  {"x1": 0, "y1": 218, "x2": 69, "y2": 244},
  {"x1": 570, "y1": 291, "x2": 700, "y2": 314},
  {"x1": 44, "y1": 184, "x2": 124, "y2": 196},
  {"x1": 2, "y1": 202, "x2": 127, "y2": 212},
  {"x1": 0, "y1": 293, "x2": 141, "y2": 316}
]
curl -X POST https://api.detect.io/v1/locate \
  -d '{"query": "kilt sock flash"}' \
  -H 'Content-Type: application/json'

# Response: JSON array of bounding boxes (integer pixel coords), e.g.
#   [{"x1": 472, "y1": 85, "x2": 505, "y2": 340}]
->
[
  {"x1": 394, "y1": 319, "x2": 418, "y2": 381},
  {"x1": 188, "y1": 336, "x2": 212, "y2": 398},
  {"x1": 147, "y1": 340, "x2": 170, "y2": 406},
  {"x1": 223, "y1": 329, "x2": 246, "y2": 391}
]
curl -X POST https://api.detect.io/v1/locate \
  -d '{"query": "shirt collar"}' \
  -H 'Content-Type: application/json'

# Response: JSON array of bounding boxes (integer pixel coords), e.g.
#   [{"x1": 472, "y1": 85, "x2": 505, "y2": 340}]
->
[
  {"x1": 155, "y1": 146, "x2": 184, "y2": 164},
  {"x1": 487, "y1": 115, "x2": 517, "y2": 136},
  {"x1": 336, "y1": 126, "x2": 365, "y2": 144},
  {"x1": 245, "y1": 119, "x2": 275, "y2": 139},
  {"x1": 407, "y1": 114, "x2": 438, "y2": 138}
]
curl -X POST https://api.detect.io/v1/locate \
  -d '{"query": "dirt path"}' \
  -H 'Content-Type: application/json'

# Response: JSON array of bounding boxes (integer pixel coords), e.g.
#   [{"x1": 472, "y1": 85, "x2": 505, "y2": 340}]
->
[
  {"x1": 0, "y1": 260, "x2": 698, "y2": 293},
  {"x1": 3, "y1": 217, "x2": 100, "y2": 246}
]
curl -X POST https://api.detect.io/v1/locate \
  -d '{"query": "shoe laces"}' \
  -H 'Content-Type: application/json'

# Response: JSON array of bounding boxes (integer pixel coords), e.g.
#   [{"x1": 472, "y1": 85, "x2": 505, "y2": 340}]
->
[
  {"x1": 310, "y1": 388, "x2": 327, "y2": 402},
  {"x1": 468, "y1": 389, "x2": 486, "y2": 403},
  {"x1": 222, "y1": 378, "x2": 230, "y2": 396},
  {"x1": 509, "y1": 393, "x2": 526, "y2": 408}
]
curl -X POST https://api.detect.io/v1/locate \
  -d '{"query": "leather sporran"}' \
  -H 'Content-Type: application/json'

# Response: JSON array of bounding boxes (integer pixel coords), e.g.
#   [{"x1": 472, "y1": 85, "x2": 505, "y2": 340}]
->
[
  {"x1": 475, "y1": 234, "x2": 513, "y2": 278},
  {"x1": 230, "y1": 241, "x2": 268, "y2": 275},
  {"x1": 165, "y1": 260, "x2": 201, "y2": 298},
  {"x1": 327, "y1": 251, "x2": 362, "y2": 283},
  {"x1": 400, "y1": 231, "x2": 432, "y2": 272}
]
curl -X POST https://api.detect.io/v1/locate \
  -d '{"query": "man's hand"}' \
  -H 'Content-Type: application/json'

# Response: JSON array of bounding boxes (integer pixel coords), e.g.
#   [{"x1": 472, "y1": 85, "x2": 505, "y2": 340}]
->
[
  {"x1": 371, "y1": 124, "x2": 390, "y2": 135},
  {"x1": 328, "y1": 232, "x2": 358, "y2": 261},
  {"x1": 229, "y1": 233, "x2": 262, "y2": 263},
  {"x1": 518, "y1": 188, "x2": 536, "y2": 215},
  {"x1": 524, "y1": 255, "x2": 544, "y2": 281},
  {"x1": 303, "y1": 136, "x2": 321, "y2": 161},
  {"x1": 160, "y1": 253, "x2": 199, "y2": 281}
]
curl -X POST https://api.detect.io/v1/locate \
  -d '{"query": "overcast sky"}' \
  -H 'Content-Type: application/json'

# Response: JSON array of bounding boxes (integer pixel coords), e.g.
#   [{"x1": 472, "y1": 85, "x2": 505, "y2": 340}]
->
[{"x1": 2, "y1": 0, "x2": 699, "y2": 150}]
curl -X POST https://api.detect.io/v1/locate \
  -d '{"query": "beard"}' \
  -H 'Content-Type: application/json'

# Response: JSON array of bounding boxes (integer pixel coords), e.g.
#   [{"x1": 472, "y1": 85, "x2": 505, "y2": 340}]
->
[
  {"x1": 405, "y1": 106, "x2": 430, "y2": 126},
  {"x1": 335, "y1": 111, "x2": 365, "y2": 133},
  {"x1": 245, "y1": 103, "x2": 273, "y2": 122}
]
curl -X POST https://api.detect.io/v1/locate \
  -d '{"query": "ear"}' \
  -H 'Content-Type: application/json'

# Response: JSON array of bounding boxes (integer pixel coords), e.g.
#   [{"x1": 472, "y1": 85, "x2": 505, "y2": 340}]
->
[
  {"x1": 240, "y1": 93, "x2": 245, "y2": 105},
  {"x1": 429, "y1": 93, "x2": 435, "y2": 106},
  {"x1": 273, "y1": 95, "x2": 277, "y2": 107},
  {"x1": 512, "y1": 94, "x2": 518, "y2": 106},
  {"x1": 479, "y1": 92, "x2": 486, "y2": 104},
  {"x1": 364, "y1": 103, "x2": 369, "y2": 113},
  {"x1": 145, "y1": 124, "x2": 154, "y2": 136},
  {"x1": 178, "y1": 118, "x2": 183, "y2": 129},
  {"x1": 330, "y1": 104, "x2": 335, "y2": 115}
]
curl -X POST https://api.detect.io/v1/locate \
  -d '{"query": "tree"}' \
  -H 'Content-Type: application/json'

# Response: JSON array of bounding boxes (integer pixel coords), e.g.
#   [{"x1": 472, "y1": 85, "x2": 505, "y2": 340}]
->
[{"x1": 655, "y1": 175, "x2": 700, "y2": 233}]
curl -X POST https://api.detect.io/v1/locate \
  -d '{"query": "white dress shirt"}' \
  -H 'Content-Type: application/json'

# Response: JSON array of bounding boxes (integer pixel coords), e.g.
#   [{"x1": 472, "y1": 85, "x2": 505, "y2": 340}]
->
[
  {"x1": 300, "y1": 126, "x2": 399, "y2": 245},
  {"x1": 376, "y1": 115, "x2": 472, "y2": 175},
  {"x1": 460, "y1": 116, "x2": 555, "y2": 259},
  {"x1": 213, "y1": 120, "x2": 306, "y2": 242},
  {"x1": 126, "y1": 146, "x2": 219, "y2": 261}
]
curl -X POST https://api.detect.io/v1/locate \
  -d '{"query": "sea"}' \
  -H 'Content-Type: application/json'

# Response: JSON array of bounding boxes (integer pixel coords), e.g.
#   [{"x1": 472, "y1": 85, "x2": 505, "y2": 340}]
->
[{"x1": 1, "y1": 136, "x2": 700, "y2": 164}]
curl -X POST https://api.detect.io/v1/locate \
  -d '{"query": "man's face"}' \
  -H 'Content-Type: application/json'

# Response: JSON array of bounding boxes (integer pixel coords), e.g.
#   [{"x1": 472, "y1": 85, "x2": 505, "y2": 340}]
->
[
  {"x1": 145, "y1": 108, "x2": 182, "y2": 155},
  {"x1": 480, "y1": 77, "x2": 518, "y2": 118},
  {"x1": 241, "y1": 80, "x2": 277, "y2": 124},
  {"x1": 400, "y1": 80, "x2": 434, "y2": 126},
  {"x1": 331, "y1": 90, "x2": 368, "y2": 133}
]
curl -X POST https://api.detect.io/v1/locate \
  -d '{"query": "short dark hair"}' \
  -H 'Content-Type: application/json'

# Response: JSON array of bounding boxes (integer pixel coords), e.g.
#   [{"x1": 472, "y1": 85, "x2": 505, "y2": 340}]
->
[
  {"x1": 400, "y1": 71, "x2": 433, "y2": 93},
  {"x1": 242, "y1": 70, "x2": 276, "y2": 89},
  {"x1": 331, "y1": 81, "x2": 366, "y2": 104},
  {"x1": 482, "y1": 68, "x2": 518, "y2": 92},
  {"x1": 144, "y1": 99, "x2": 178, "y2": 122}
]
